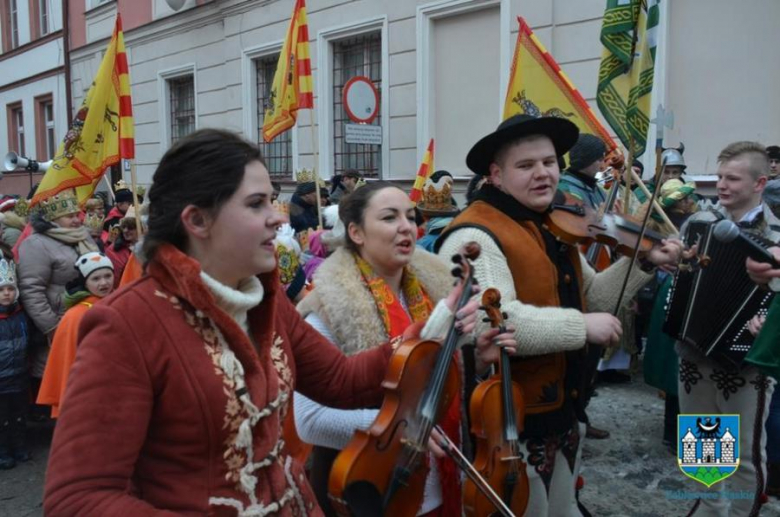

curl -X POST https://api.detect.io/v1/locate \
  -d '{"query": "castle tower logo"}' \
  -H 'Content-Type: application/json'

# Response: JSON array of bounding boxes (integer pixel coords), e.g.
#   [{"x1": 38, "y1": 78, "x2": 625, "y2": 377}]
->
[{"x1": 678, "y1": 414, "x2": 740, "y2": 487}]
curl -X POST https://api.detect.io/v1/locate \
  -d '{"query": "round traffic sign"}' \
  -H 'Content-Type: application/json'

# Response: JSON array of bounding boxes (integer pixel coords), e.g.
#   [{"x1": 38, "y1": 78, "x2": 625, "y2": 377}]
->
[{"x1": 343, "y1": 76, "x2": 379, "y2": 124}]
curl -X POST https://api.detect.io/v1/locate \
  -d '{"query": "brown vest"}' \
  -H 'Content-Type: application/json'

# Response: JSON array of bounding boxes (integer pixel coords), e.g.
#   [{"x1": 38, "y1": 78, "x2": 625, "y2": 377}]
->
[{"x1": 439, "y1": 200, "x2": 585, "y2": 419}]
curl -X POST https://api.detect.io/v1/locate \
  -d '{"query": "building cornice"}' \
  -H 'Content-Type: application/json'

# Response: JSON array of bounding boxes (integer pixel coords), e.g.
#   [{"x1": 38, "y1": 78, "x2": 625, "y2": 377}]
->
[
  {"x1": 70, "y1": 0, "x2": 279, "y2": 59},
  {"x1": 0, "y1": 66, "x2": 65, "y2": 94},
  {"x1": 0, "y1": 30, "x2": 64, "y2": 64}
]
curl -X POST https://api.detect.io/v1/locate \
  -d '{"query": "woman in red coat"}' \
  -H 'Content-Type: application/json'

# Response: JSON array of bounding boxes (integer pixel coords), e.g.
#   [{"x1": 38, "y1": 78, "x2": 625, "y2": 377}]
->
[{"x1": 44, "y1": 129, "x2": 479, "y2": 517}]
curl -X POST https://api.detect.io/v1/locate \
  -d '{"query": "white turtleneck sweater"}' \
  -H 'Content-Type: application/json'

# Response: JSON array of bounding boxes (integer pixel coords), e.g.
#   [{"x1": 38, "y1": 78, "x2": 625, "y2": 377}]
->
[{"x1": 199, "y1": 272, "x2": 265, "y2": 333}]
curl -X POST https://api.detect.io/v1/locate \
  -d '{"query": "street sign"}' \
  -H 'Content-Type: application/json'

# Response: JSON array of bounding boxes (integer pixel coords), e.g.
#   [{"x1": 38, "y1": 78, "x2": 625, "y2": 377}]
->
[
  {"x1": 343, "y1": 76, "x2": 379, "y2": 124},
  {"x1": 344, "y1": 124, "x2": 382, "y2": 145}
]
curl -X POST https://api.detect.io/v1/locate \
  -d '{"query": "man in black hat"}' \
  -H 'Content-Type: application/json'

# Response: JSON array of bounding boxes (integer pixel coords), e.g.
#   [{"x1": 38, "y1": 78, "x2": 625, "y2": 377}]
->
[
  {"x1": 436, "y1": 114, "x2": 682, "y2": 516},
  {"x1": 289, "y1": 181, "x2": 321, "y2": 233},
  {"x1": 768, "y1": 145, "x2": 780, "y2": 179},
  {"x1": 329, "y1": 169, "x2": 363, "y2": 205},
  {"x1": 558, "y1": 133, "x2": 608, "y2": 210}
]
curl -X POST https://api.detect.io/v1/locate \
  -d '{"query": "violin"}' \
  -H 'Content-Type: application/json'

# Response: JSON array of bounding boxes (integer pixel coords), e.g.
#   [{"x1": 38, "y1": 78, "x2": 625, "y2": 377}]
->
[
  {"x1": 464, "y1": 289, "x2": 529, "y2": 517},
  {"x1": 328, "y1": 243, "x2": 480, "y2": 516},
  {"x1": 544, "y1": 192, "x2": 668, "y2": 259}
]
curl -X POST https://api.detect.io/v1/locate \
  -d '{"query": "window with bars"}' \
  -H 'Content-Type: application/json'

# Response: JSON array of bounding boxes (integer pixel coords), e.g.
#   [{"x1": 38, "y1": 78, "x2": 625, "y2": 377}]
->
[
  {"x1": 168, "y1": 75, "x2": 195, "y2": 144},
  {"x1": 9, "y1": 0, "x2": 19, "y2": 48},
  {"x1": 332, "y1": 32, "x2": 382, "y2": 178},
  {"x1": 255, "y1": 55, "x2": 292, "y2": 180},
  {"x1": 39, "y1": 0, "x2": 49, "y2": 36}
]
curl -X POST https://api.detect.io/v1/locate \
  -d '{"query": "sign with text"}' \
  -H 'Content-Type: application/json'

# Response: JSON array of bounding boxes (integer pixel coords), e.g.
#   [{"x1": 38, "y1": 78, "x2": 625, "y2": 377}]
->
[{"x1": 344, "y1": 124, "x2": 382, "y2": 145}]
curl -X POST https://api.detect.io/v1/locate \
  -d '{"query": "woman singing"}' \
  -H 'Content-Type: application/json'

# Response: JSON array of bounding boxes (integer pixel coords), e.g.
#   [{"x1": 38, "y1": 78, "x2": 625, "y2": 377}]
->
[{"x1": 295, "y1": 181, "x2": 516, "y2": 516}]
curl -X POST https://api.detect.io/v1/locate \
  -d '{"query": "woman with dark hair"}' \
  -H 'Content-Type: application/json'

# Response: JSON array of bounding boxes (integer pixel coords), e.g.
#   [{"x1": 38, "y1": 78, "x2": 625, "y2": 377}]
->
[
  {"x1": 44, "y1": 129, "x2": 481, "y2": 516},
  {"x1": 295, "y1": 181, "x2": 517, "y2": 516}
]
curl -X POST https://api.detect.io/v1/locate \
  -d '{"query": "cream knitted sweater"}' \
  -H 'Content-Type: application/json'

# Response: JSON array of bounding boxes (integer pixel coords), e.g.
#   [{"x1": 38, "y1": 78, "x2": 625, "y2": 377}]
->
[{"x1": 438, "y1": 226, "x2": 653, "y2": 356}]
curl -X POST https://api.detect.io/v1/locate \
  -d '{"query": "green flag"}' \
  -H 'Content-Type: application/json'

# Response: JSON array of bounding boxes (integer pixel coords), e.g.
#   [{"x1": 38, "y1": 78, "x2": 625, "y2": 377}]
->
[{"x1": 596, "y1": 0, "x2": 660, "y2": 157}]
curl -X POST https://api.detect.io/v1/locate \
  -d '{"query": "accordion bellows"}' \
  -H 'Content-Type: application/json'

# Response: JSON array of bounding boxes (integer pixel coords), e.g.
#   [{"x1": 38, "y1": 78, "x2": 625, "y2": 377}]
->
[{"x1": 664, "y1": 220, "x2": 775, "y2": 370}]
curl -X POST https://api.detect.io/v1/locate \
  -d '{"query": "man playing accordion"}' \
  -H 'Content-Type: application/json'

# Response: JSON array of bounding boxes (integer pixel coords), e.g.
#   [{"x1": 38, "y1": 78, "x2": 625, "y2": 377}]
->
[{"x1": 674, "y1": 141, "x2": 780, "y2": 516}]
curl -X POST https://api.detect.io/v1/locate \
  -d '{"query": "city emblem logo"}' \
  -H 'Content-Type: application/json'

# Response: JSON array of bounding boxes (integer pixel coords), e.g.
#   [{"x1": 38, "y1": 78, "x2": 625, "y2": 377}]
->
[{"x1": 678, "y1": 414, "x2": 739, "y2": 487}]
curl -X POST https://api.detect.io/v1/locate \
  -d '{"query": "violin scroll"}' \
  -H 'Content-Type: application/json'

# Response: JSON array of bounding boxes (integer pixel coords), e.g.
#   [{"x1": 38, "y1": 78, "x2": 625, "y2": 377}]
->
[{"x1": 480, "y1": 289, "x2": 505, "y2": 330}]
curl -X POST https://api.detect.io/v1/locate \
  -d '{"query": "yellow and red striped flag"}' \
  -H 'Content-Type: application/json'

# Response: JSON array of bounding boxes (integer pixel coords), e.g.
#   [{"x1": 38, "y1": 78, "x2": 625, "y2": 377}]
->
[
  {"x1": 262, "y1": 0, "x2": 313, "y2": 142},
  {"x1": 32, "y1": 15, "x2": 134, "y2": 206},
  {"x1": 504, "y1": 17, "x2": 616, "y2": 151},
  {"x1": 409, "y1": 139, "x2": 435, "y2": 204}
]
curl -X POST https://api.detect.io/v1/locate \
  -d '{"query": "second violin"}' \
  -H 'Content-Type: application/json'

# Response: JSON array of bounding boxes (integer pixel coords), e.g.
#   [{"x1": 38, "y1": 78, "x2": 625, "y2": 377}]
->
[{"x1": 464, "y1": 288, "x2": 529, "y2": 517}]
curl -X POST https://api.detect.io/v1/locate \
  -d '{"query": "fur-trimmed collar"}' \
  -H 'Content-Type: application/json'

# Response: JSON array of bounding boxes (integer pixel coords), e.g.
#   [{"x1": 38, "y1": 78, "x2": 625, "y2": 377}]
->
[
  {"x1": 296, "y1": 246, "x2": 452, "y2": 355},
  {"x1": 147, "y1": 244, "x2": 282, "y2": 377}
]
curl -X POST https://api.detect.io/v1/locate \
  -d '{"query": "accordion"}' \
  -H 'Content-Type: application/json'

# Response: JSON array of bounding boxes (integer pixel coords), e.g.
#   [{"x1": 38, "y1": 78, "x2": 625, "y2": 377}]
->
[{"x1": 664, "y1": 219, "x2": 775, "y2": 370}]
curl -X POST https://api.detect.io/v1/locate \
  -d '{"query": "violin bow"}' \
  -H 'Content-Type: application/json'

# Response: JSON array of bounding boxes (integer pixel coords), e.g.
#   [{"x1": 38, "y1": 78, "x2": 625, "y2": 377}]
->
[
  {"x1": 612, "y1": 156, "x2": 670, "y2": 315},
  {"x1": 433, "y1": 425, "x2": 516, "y2": 517}
]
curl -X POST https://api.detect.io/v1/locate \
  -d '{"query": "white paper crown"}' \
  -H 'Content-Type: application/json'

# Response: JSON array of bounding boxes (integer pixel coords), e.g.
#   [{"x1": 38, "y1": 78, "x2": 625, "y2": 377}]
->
[{"x1": 0, "y1": 258, "x2": 17, "y2": 289}]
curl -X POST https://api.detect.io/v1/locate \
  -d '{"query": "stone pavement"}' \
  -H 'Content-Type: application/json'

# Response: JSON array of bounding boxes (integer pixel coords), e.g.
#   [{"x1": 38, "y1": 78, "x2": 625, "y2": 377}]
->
[{"x1": 2, "y1": 376, "x2": 780, "y2": 516}]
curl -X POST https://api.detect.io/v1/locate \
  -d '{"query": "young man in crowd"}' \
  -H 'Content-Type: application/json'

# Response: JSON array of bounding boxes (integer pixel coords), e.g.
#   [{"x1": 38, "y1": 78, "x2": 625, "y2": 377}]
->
[
  {"x1": 436, "y1": 114, "x2": 682, "y2": 516},
  {"x1": 677, "y1": 141, "x2": 779, "y2": 516}
]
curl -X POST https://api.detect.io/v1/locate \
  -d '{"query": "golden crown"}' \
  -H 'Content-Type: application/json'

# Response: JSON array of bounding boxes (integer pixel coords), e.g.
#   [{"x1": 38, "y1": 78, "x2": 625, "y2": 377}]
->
[
  {"x1": 419, "y1": 180, "x2": 456, "y2": 213},
  {"x1": 83, "y1": 212, "x2": 104, "y2": 234},
  {"x1": 296, "y1": 168, "x2": 325, "y2": 186},
  {"x1": 39, "y1": 190, "x2": 80, "y2": 222},
  {"x1": 13, "y1": 198, "x2": 29, "y2": 218}
]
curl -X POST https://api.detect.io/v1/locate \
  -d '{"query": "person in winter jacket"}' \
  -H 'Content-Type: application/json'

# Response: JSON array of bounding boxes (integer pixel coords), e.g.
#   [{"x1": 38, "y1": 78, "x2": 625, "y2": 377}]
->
[
  {"x1": 37, "y1": 252, "x2": 115, "y2": 418},
  {"x1": 0, "y1": 255, "x2": 31, "y2": 469},
  {"x1": 17, "y1": 189, "x2": 98, "y2": 388}
]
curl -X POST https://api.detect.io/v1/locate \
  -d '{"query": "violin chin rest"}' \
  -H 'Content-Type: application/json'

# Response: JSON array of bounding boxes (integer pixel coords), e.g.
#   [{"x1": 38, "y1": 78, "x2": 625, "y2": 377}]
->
[{"x1": 343, "y1": 480, "x2": 384, "y2": 517}]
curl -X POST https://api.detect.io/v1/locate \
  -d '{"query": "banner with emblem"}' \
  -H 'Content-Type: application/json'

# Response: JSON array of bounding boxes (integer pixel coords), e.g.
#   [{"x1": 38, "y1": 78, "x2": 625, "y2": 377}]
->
[
  {"x1": 596, "y1": 0, "x2": 660, "y2": 157},
  {"x1": 32, "y1": 15, "x2": 134, "y2": 207},
  {"x1": 503, "y1": 17, "x2": 616, "y2": 151},
  {"x1": 262, "y1": 0, "x2": 314, "y2": 143}
]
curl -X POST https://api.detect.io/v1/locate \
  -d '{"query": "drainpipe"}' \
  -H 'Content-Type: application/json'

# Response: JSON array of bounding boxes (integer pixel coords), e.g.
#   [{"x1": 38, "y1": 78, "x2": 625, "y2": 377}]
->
[{"x1": 63, "y1": 0, "x2": 73, "y2": 121}]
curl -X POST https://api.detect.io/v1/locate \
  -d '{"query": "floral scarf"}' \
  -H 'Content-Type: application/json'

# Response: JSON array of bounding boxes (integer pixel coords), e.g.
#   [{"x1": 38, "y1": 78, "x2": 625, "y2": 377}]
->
[{"x1": 354, "y1": 252, "x2": 434, "y2": 339}]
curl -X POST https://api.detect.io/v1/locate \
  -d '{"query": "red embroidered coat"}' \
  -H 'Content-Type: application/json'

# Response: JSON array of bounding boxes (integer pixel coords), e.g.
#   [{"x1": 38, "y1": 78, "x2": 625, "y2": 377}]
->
[{"x1": 44, "y1": 244, "x2": 393, "y2": 516}]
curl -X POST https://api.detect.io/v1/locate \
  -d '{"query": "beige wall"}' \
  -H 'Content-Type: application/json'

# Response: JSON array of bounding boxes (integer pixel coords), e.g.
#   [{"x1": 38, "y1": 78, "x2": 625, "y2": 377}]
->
[
  {"x1": 434, "y1": 7, "x2": 501, "y2": 176},
  {"x1": 65, "y1": 0, "x2": 780, "y2": 186},
  {"x1": 666, "y1": 0, "x2": 780, "y2": 175}
]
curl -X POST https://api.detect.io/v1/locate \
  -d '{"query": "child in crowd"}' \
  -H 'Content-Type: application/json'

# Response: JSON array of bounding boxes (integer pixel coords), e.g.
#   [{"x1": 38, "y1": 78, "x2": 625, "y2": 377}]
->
[
  {"x1": 0, "y1": 256, "x2": 30, "y2": 469},
  {"x1": 37, "y1": 253, "x2": 115, "y2": 418}
]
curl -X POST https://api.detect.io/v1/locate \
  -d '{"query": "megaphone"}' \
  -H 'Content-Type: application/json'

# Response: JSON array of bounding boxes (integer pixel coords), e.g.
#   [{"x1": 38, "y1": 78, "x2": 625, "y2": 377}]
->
[
  {"x1": 3, "y1": 152, "x2": 50, "y2": 172},
  {"x1": 165, "y1": 0, "x2": 187, "y2": 11}
]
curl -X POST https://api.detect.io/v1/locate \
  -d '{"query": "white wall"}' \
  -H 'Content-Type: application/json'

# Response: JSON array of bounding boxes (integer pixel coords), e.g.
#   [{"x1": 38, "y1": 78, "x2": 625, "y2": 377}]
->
[
  {"x1": 0, "y1": 74, "x2": 68, "y2": 159},
  {"x1": 64, "y1": 0, "x2": 780, "y2": 187},
  {"x1": 666, "y1": 0, "x2": 780, "y2": 175}
]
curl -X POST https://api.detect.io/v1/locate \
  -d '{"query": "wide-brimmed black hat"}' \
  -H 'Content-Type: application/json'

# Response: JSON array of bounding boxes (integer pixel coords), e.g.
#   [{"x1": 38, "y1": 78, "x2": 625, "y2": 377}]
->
[{"x1": 466, "y1": 114, "x2": 579, "y2": 176}]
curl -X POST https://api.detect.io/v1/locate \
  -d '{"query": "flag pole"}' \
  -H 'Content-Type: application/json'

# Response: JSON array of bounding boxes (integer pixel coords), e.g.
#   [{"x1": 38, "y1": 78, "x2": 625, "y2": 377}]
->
[
  {"x1": 309, "y1": 108, "x2": 323, "y2": 230},
  {"x1": 622, "y1": 138, "x2": 634, "y2": 213},
  {"x1": 129, "y1": 160, "x2": 143, "y2": 237}
]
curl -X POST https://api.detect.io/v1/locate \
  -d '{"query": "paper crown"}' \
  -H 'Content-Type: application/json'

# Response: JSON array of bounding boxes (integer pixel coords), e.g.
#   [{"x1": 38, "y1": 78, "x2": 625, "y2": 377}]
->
[
  {"x1": 275, "y1": 224, "x2": 302, "y2": 286},
  {"x1": 418, "y1": 176, "x2": 458, "y2": 216},
  {"x1": 0, "y1": 258, "x2": 17, "y2": 289},
  {"x1": 39, "y1": 190, "x2": 80, "y2": 222},
  {"x1": 295, "y1": 168, "x2": 325, "y2": 186},
  {"x1": 114, "y1": 179, "x2": 145, "y2": 197},
  {"x1": 83, "y1": 212, "x2": 105, "y2": 234}
]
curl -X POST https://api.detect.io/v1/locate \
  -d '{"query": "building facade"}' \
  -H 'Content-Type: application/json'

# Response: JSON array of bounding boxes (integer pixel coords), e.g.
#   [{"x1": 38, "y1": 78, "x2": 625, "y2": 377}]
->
[
  {"x1": 42, "y1": 0, "x2": 780, "y2": 191},
  {"x1": 0, "y1": 0, "x2": 68, "y2": 196}
]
